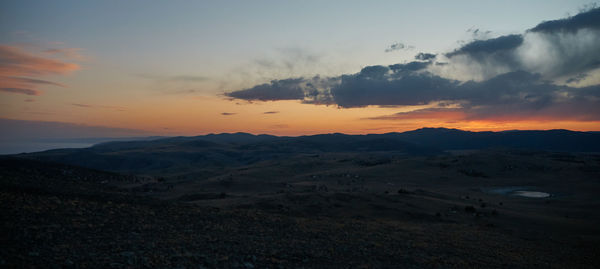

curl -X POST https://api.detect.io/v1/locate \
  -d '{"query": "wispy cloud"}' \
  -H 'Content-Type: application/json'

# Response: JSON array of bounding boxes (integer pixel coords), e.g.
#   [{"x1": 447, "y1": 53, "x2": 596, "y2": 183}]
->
[
  {"x1": 0, "y1": 45, "x2": 79, "y2": 77},
  {"x1": 71, "y1": 103, "x2": 126, "y2": 111},
  {"x1": 0, "y1": 87, "x2": 40, "y2": 96},
  {"x1": 136, "y1": 73, "x2": 210, "y2": 94},
  {"x1": 221, "y1": 112, "x2": 236, "y2": 116},
  {"x1": 42, "y1": 48, "x2": 86, "y2": 60},
  {"x1": 5, "y1": 76, "x2": 66, "y2": 87},
  {"x1": 168, "y1": 75, "x2": 209, "y2": 82},
  {"x1": 385, "y1": 42, "x2": 414, "y2": 53},
  {"x1": 263, "y1": 111, "x2": 279, "y2": 114},
  {"x1": 137, "y1": 74, "x2": 209, "y2": 82},
  {"x1": 0, "y1": 44, "x2": 79, "y2": 96},
  {"x1": 269, "y1": 124, "x2": 289, "y2": 129}
]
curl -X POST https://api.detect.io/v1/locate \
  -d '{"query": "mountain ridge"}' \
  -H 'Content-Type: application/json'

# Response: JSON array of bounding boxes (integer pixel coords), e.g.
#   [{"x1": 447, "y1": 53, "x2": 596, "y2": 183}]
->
[{"x1": 15, "y1": 127, "x2": 600, "y2": 176}]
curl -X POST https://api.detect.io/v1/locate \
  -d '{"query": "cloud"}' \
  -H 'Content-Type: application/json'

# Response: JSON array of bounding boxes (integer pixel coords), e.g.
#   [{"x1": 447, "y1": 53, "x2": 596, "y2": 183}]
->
[
  {"x1": 0, "y1": 44, "x2": 79, "y2": 96},
  {"x1": 388, "y1": 61, "x2": 431, "y2": 72},
  {"x1": 0, "y1": 87, "x2": 40, "y2": 95},
  {"x1": 0, "y1": 45, "x2": 79, "y2": 77},
  {"x1": 529, "y1": 6, "x2": 600, "y2": 33},
  {"x1": 0, "y1": 76, "x2": 66, "y2": 96},
  {"x1": 446, "y1": 34, "x2": 524, "y2": 58},
  {"x1": 225, "y1": 62, "x2": 434, "y2": 106},
  {"x1": 12, "y1": 77, "x2": 67, "y2": 87},
  {"x1": 441, "y1": 7, "x2": 600, "y2": 81},
  {"x1": 221, "y1": 112, "x2": 236, "y2": 116},
  {"x1": 136, "y1": 73, "x2": 210, "y2": 94},
  {"x1": 71, "y1": 103, "x2": 126, "y2": 111},
  {"x1": 225, "y1": 78, "x2": 307, "y2": 101},
  {"x1": 263, "y1": 111, "x2": 279, "y2": 114},
  {"x1": 168, "y1": 75, "x2": 208, "y2": 82},
  {"x1": 367, "y1": 71, "x2": 600, "y2": 122},
  {"x1": 415, "y1": 53, "x2": 436, "y2": 61},
  {"x1": 261, "y1": 47, "x2": 321, "y2": 70},
  {"x1": 169, "y1": 89, "x2": 202, "y2": 95},
  {"x1": 224, "y1": 8, "x2": 600, "y2": 123},
  {"x1": 385, "y1": 42, "x2": 414, "y2": 53},
  {"x1": 230, "y1": 68, "x2": 600, "y2": 121},
  {"x1": 467, "y1": 28, "x2": 493, "y2": 39},
  {"x1": 72, "y1": 103, "x2": 92, "y2": 108},
  {"x1": 138, "y1": 74, "x2": 209, "y2": 82},
  {"x1": 367, "y1": 108, "x2": 466, "y2": 121},
  {"x1": 269, "y1": 124, "x2": 289, "y2": 129},
  {"x1": 330, "y1": 65, "x2": 456, "y2": 107},
  {"x1": 42, "y1": 48, "x2": 85, "y2": 60}
]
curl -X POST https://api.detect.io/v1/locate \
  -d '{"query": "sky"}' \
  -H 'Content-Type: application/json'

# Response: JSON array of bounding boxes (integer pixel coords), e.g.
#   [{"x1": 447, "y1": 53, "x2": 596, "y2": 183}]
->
[{"x1": 1, "y1": 0, "x2": 600, "y2": 146}]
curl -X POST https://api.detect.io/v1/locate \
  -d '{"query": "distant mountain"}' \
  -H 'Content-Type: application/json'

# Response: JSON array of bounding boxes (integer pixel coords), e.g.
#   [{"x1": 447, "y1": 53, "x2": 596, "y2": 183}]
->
[
  {"x1": 392, "y1": 128, "x2": 600, "y2": 152},
  {"x1": 201, "y1": 132, "x2": 281, "y2": 144},
  {"x1": 15, "y1": 128, "x2": 600, "y2": 176}
]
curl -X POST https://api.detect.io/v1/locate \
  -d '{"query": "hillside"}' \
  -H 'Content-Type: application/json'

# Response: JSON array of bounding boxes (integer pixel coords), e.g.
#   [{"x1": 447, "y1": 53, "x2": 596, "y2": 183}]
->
[
  {"x1": 17, "y1": 128, "x2": 600, "y2": 176},
  {"x1": 2, "y1": 155, "x2": 600, "y2": 268}
]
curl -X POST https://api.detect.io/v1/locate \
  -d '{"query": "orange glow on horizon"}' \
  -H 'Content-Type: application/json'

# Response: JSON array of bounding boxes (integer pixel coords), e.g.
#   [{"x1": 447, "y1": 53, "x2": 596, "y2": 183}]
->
[{"x1": 6, "y1": 94, "x2": 596, "y2": 136}]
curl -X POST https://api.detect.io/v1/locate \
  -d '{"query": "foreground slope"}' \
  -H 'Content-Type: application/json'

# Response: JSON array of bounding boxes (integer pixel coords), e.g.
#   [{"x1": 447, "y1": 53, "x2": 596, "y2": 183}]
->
[{"x1": 2, "y1": 156, "x2": 600, "y2": 268}]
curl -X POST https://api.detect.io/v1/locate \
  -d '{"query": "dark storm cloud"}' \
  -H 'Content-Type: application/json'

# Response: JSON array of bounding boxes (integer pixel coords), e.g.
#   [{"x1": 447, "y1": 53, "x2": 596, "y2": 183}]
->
[
  {"x1": 566, "y1": 73, "x2": 589, "y2": 84},
  {"x1": 225, "y1": 8, "x2": 600, "y2": 122},
  {"x1": 445, "y1": 34, "x2": 523, "y2": 58},
  {"x1": 523, "y1": 7, "x2": 600, "y2": 78},
  {"x1": 230, "y1": 66, "x2": 600, "y2": 120},
  {"x1": 529, "y1": 6, "x2": 600, "y2": 33},
  {"x1": 225, "y1": 76, "x2": 339, "y2": 105},
  {"x1": 444, "y1": 7, "x2": 600, "y2": 79},
  {"x1": 388, "y1": 61, "x2": 431, "y2": 72},
  {"x1": 330, "y1": 65, "x2": 457, "y2": 107},
  {"x1": 366, "y1": 71, "x2": 600, "y2": 121},
  {"x1": 225, "y1": 78, "x2": 305, "y2": 101}
]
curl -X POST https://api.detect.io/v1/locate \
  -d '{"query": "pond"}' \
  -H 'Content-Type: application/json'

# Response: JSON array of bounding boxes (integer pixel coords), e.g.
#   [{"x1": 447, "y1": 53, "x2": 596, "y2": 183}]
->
[
  {"x1": 512, "y1": 191, "x2": 551, "y2": 198},
  {"x1": 483, "y1": 186, "x2": 551, "y2": 198}
]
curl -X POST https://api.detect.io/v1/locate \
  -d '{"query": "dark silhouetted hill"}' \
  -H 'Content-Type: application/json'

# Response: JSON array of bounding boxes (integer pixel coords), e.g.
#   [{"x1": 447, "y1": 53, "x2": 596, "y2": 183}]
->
[
  {"x1": 394, "y1": 128, "x2": 600, "y2": 152},
  {"x1": 15, "y1": 128, "x2": 600, "y2": 175}
]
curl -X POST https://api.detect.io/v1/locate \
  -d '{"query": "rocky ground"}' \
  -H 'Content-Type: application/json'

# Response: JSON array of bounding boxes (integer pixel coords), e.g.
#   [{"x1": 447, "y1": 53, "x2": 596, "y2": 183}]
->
[{"x1": 1, "y1": 157, "x2": 599, "y2": 268}]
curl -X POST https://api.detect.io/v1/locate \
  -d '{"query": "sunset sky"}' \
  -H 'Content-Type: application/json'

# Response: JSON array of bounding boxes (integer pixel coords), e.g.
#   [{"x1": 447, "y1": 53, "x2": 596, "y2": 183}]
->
[{"x1": 1, "y1": 0, "x2": 600, "y2": 143}]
